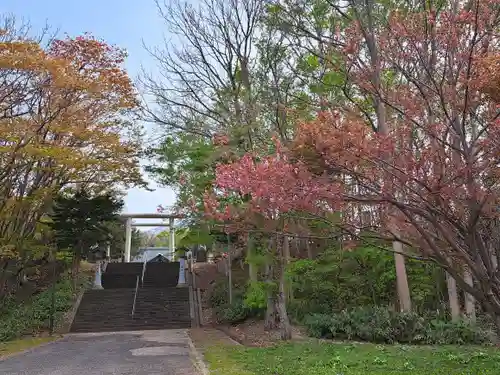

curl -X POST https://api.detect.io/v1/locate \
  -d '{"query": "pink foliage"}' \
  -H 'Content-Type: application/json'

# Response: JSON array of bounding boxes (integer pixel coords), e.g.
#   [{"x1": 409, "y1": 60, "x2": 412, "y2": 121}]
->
[{"x1": 204, "y1": 140, "x2": 341, "y2": 223}]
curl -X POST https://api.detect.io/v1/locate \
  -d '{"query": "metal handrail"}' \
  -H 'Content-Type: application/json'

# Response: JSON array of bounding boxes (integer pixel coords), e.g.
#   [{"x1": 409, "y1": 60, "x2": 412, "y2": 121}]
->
[
  {"x1": 141, "y1": 257, "x2": 147, "y2": 287},
  {"x1": 131, "y1": 275, "x2": 139, "y2": 318}
]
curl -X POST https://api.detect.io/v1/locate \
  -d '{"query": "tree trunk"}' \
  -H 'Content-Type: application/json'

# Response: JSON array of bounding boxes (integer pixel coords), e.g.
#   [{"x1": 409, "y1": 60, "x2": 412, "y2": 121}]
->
[
  {"x1": 464, "y1": 268, "x2": 476, "y2": 322},
  {"x1": 277, "y1": 278, "x2": 292, "y2": 340},
  {"x1": 305, "y1": 239, "x2": 313, "y2": 260},
  {"x1": 227, "y1": 254, "x2": 233, "y2": 305},
  {"x1": 264, "y1": 263, "x2": 279, "y2": 330},
  {"x1": 247, "y1": 233, "x2": 257, "y2": 282},
  {"x1": 359, "y1": 0, "x2": 413, "y2": 315},
  {"x1": 0, "y1": 260, "x2": 9, "y2": 301},
  {"x1": 72, "y1": 245, "x2": 82, "y2": 290},
  {"x1": 283, "y1": 235, "x2": 292, "y2": 301},
  {"x1": 392, "y1": 240, "x2": 412, "y2": 312},
  {"x1": 278, "y1": 235, "x2": 292, "y2": 340},
  {"x1": 446, "y1": 271, "x2": 461, "y2": 321},
  {"x1": 264, "y1": 290, "x2": 279, "y2": 331}
]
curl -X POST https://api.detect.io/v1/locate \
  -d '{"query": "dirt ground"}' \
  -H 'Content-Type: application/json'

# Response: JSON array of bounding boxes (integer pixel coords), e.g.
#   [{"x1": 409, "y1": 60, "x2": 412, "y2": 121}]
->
[
  {"x1": 215, "y1": 319, "x2": 307, "y2": 347},
  {"x1": 194, "y1": 262, "x2": 306, "y2": 348}
]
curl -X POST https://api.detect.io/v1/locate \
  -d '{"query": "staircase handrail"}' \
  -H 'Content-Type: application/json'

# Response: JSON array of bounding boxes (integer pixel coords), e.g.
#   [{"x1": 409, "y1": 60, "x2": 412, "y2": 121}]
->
[
  {"x1": 141, "y1": 257, "x2": 147, "y2": 287},
  {"x1": 131, "y1": 275, "x2": 139, "y2": 318}
]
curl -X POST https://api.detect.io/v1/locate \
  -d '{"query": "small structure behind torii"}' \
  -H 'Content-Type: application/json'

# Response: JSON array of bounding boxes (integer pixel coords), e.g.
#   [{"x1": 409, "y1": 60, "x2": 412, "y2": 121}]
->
[{"x1": 120, "y1": 213, "x2": 183, "y2": 263}]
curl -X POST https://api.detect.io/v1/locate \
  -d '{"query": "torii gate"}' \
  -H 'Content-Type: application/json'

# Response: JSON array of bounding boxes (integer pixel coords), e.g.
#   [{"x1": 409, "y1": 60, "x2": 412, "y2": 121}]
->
[{"x1": 120, "y1": 213, "x2": 183, "y2": 263}]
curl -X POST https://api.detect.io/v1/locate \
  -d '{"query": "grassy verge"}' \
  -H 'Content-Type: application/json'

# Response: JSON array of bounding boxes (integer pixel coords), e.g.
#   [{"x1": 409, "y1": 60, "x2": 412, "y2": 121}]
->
[
  {"x1": 0, "y1": 336, "x2": 59, "y2": 357},
  {"x1": 204, "y1": 340, "x2": 500, "y2": 375}
]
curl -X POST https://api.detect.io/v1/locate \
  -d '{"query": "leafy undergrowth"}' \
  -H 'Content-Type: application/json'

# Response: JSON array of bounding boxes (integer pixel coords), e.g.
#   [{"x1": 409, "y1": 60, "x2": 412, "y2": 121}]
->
[
  {"x1": 0, "y1": 336, "x2": 59, "y2": 357},
  {"x1": 204, "y1": 340, "x2": 500, "y2": 375},
  {"x1": 0, "y1": 271, "x2": 91, "y2": 342}
]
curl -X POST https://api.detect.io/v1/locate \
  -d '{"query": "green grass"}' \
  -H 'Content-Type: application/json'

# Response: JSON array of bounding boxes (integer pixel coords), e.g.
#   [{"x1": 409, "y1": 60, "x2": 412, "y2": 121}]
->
[
  {"x1": 204, "y1": 340, "x2": 500, "y2": 375},
  {"x1": 0, "y1": 336, "x2": 58, "y2": 357}
]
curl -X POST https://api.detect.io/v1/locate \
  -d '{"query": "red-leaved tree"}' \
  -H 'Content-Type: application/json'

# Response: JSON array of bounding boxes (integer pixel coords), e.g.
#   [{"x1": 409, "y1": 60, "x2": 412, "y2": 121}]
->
[
  {"x1": 204, "y1": 139, "x2": 342, "y2": 339},
  {"x1": 206, "y1": 1, "x2": 500, "y2": 333},
  {"x1": 299, "y1": 1, "x2": 500, "y2": 328}
]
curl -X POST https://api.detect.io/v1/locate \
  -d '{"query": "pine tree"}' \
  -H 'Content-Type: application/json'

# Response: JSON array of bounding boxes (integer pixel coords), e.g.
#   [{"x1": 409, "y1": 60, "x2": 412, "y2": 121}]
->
[{"x1": 48, "y1": 190, "x2": 124, "y2": 282}]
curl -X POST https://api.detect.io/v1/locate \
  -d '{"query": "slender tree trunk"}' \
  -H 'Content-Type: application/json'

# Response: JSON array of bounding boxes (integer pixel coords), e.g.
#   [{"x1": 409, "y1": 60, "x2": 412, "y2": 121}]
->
[
  {"x1": 305, "y1": 239, "x2": 313, "y2": 260},
  {"x1": 293, "y1": 237, "x2": 300, "y2": 258},
  {"x1": 247, "y1": 233, "x2": 257, "y2": 282},
  {"x1": 228, "y1": 254, "x2": 233, "y2": 305},
  {"x1": 72, "y1": 243, "x2": 82, "y2": 290},
  {"x1": 278, "y1": 235, "x2": 292, "y2": 340},
  {"x1": 464, "y1": 268, "x2": 476, "y2": 322},
  {"x1": 283, "y1": 234, "x2": 292, "y2": 301},
  {"x1": 446, "y1": 271, "x2": 461, "y2": 321},
  {"x1": 277, "y1": 275, "x2": 292, "y2": 340},
  {"x1": 72, "y1": 254, "x2": 79, "y2": 290},
  {"x1": 264, "y1": 262, "x2": 279, "y2": 330},
  {"x1": 355, "y1": 0, "x2": 413, "y2": 313},
  {"x1": 0, "y1": 260, "x2": 10, "y2": 301},
  {"x1": 392, "y1": 239, "x2": 412, "y2": 312}
]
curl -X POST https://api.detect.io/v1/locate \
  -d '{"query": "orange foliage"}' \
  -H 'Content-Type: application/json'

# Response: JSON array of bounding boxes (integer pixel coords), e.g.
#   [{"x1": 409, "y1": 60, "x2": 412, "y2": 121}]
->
[{"x1": 0, "y1": 29, "x2": 143, "y2": 246}]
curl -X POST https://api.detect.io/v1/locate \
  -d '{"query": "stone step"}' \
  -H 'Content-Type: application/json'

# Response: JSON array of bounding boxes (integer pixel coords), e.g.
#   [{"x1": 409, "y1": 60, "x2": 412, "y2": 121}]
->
[
  {"x1": 104, "y1": 263, "x2": 144, "y2": 274},
  {"x1": 105, "y1": 262, "x2": 181, "y2": 274},
  {"x1": 70, "y1": 321, "x2": 192, "y2": 333},
  {"x1": 80, "y1": 293, "x2": 188, "y2": 301},
  {"x1": 82, "y1": 287, "x2": 189, "y2": 295},
  {"x1": 74, "y1": 309, "x2": 190, "y2": 317},
  {"x1": 71, "y1": 320, "x2": 191, "y2": 328},
  {"x1": 74, "y1": 306, "x2": 190, "y2": 314},
  {"x1": 73, "y1": 318, "x2": 191, "y2": 324},
  {"x1": 80, "y1": 296, "x2": 189, "y2": 305},
  {"x1": 102, "y1": 267, "x2": 181, "y2": 288},
  {"x1": 71, "y1": 323, "x2": 192, "y2": 330},
  {"x1": 70, "y1": 286, "x2": 191, "y2": 333},
  {"x1": 70, "y1": 322, "x2": 191, "y2": 333}
]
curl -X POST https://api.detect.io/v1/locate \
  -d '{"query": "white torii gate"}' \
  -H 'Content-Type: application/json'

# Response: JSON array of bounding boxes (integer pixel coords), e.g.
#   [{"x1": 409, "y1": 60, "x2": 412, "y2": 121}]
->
[
  {"x1": 120, "y1": 213, "x2": 183, "y2": 263},
  {"x1": 93, "y1": 213, "x2": 187, "y2": 289}
]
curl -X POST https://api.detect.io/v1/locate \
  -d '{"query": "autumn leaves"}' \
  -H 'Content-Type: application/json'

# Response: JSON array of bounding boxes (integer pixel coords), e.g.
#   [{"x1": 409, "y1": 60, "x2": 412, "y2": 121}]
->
[{"x1": 0, "y1": 23, "x2": 142, "y2": 256}]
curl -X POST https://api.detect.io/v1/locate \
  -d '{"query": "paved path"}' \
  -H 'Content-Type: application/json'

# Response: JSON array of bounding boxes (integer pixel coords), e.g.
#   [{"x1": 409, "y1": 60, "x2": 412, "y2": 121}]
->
[{"x1": 0, "y1": 330, "x2": 199, "y2": 375}]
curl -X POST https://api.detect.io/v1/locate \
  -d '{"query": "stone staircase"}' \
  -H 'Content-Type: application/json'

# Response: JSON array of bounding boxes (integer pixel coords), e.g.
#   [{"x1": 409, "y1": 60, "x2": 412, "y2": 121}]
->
[
  {"x1": 142, "y1": 263, "x2": 181, "y2": 288},
  {"x1": 70, "y1": 262, "x2": 191, "y2": 333}
]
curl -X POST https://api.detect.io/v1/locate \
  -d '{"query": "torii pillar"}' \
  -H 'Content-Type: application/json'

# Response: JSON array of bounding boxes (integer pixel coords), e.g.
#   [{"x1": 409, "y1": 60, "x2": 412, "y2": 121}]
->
[
  {"x1": 124, "y1": 217, "x2": 132, "y2": 263},
  {"x1": 169, "y1": 217, "x2": 175, "y2": 261},
  {"x1": 169, "y1": 217, "x2": 185, "y2": 287}
]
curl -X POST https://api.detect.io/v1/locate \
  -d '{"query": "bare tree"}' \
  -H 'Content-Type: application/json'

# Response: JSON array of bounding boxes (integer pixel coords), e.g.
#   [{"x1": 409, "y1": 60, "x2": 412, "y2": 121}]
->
[{"x1": 141, "y1": 0, "x2": 263, "y2": 148}]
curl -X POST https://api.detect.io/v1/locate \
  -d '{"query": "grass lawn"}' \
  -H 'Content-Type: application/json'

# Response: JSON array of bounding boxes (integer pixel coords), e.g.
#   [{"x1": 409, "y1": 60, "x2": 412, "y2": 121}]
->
[
  {"x1": 0, "y1": 336, "x2": 58, "y2": 357},
  {"x1": 204, "y1": 340, "x2": 500, "y2": 375}
]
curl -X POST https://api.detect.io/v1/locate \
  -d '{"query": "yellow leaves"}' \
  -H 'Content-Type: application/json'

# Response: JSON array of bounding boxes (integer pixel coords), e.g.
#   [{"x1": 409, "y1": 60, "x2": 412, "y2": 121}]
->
[
  {"x1": 473, "y1": 53, "x2": 500, "y2": 103},
  {"x1": 0, "y1": 34, "x2": 144, "y2": 247},
  {"x1": 0, "y1": 244, "x2": 19, "y2": 260},
  {"x1": 0, "y1": 41, "x2": 52, "y2": 73}
]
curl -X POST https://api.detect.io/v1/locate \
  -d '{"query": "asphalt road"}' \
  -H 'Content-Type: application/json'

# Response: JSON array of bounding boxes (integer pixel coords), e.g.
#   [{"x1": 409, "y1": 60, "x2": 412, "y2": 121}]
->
[{"x1": 0, "y1": 329, "x2": 198, "y2": 375}]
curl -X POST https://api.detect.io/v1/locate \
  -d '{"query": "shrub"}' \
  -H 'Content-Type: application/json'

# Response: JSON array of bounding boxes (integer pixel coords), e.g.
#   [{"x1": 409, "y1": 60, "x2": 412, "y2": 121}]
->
[
  {"x1": 210, "y1": 278, "x2": 267, "y2": 323},
  {"x1": 420, "y1": 319, "x2": 493, "y2": 345},
  {"x1": 304, "y1": 313, "x2": 334, "y2": 338},
  {"x1": 209, "y1": 277, "x2": 245, "y2": 308},
  {"x1": 209, "y1": 279, "x2": 230, "y2": 308},
  {"x1": 328, "y1": 306, "x2": 425, "y2": 343},
  {"x1": 286, "y1": 246, "x2": 446, "y2": 319},
  {"x1": 216, "y1": 301, "x2": 249, "y2": 324},
  {"x1": 243, "y1": 281, "x2": 267, "y2": 317},
  {"x1": 0, "y1": 274, "x2": 89, "y2": 342},
  {"x1": 303, "y1": 306, "x2": 492, "y2": 345}
]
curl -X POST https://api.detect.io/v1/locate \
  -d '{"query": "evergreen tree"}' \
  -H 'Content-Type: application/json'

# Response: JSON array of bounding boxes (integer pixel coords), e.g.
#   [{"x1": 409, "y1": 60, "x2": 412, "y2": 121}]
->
[{"x1": 48, "y1": 190, "x2": 124, "y2": 280}]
